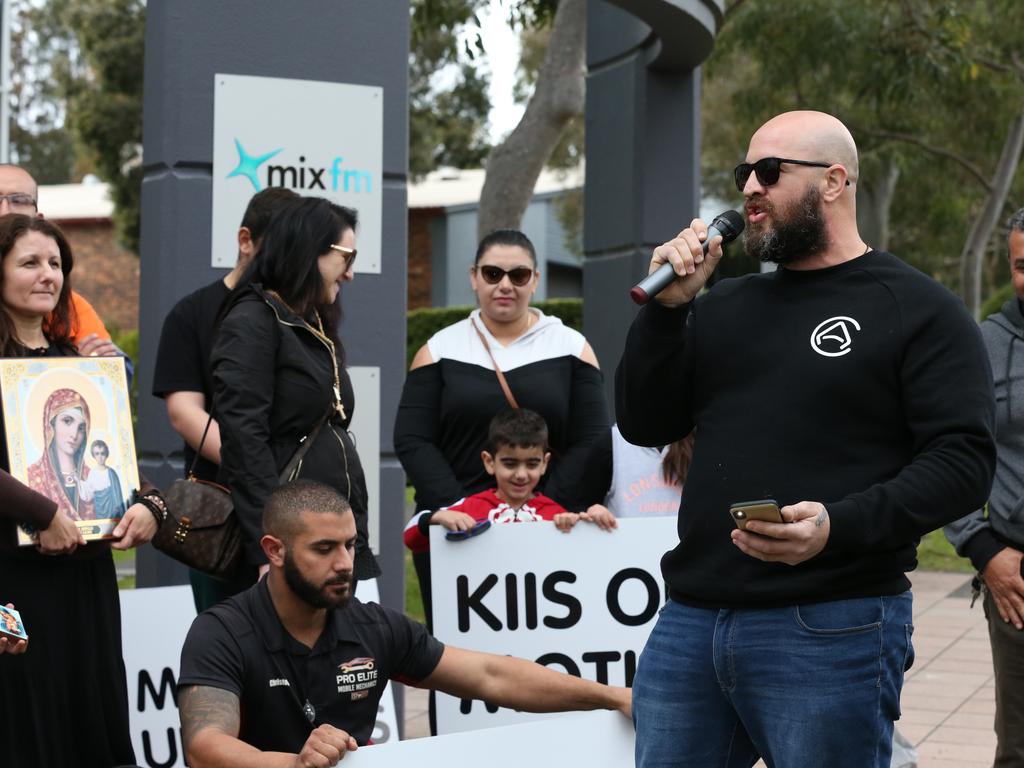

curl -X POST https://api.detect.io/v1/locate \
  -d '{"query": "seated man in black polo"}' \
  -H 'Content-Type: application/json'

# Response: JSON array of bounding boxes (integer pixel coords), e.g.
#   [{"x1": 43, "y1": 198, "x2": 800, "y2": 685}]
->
[{"x1": 178, "y1": 479, "x2": 630, "y2": 766}]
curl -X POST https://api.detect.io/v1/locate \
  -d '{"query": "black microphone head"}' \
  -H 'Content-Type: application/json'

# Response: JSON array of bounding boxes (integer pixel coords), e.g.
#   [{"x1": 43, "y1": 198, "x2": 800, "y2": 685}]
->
[{"x1": 711, "y1": 209, "x2": 745, "y2": 242}]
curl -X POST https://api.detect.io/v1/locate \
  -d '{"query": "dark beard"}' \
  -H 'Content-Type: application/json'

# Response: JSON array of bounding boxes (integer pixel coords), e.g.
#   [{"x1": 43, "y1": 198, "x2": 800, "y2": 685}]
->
[
  {"x1": 743, "y1": 186, "x2": 828, "y2": 265},
  {"x1": 283, "y1": 551, "x2": 352, "y2": 610}
]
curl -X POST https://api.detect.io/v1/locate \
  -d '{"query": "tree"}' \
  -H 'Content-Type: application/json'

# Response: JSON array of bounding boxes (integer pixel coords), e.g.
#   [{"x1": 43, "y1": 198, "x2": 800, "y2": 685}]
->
[
  {"x1": 476, "y1": 0, "x2": 581, "y2": 239},
  {"x1": 702, "y1": 0, "x2": 1024, "y2": 315},
  {"x1": 409, "y1": 0, "x2": 493, "y2": 178}
]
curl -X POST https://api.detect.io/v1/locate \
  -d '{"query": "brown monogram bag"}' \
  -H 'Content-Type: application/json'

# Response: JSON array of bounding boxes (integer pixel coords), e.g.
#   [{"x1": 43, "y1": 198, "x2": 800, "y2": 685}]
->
[{"x1": 153, "y1": 410, "x2": 330, "y2": 579}]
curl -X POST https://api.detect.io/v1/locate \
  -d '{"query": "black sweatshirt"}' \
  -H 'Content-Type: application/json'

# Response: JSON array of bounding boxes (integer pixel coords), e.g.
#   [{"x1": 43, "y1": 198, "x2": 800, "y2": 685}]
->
[{"x1": 616, "y1": 251, "x2": 996, "y2": 607}]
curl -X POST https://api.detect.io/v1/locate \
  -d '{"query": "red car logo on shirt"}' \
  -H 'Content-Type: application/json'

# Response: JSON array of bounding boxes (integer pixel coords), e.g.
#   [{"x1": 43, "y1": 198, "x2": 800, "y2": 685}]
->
[{"x1": 339, "y1": 657, "x2": 375, "y2": 674}]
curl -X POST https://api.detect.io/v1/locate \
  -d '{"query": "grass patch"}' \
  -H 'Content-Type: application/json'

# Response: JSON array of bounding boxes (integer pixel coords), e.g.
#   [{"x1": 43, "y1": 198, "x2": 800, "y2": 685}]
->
[{"x1": 917, "y1": 529, "x2": 973, "y2": 573}]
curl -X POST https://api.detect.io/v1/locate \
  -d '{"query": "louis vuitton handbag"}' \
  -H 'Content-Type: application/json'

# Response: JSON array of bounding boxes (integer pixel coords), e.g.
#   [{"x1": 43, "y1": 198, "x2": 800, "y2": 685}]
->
[{"x1": 154, "y1": 410, "x2": 330, "y2": 579}]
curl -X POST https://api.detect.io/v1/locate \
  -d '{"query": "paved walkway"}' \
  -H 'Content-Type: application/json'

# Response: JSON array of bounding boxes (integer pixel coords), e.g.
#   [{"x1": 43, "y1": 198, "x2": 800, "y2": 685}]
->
[{"x1": 400, "y1": 570, "x2": 998, "y2": 766}]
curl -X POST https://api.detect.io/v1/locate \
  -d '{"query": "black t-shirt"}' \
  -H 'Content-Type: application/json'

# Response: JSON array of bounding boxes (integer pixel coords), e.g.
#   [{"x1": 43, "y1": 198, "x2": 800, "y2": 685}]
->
[
  {"x1": 153, "y1": 279, "x2": 231, "y2": 481},
  {"x1": 178, "y1": 579, "x2": 444, "y2": 751}
]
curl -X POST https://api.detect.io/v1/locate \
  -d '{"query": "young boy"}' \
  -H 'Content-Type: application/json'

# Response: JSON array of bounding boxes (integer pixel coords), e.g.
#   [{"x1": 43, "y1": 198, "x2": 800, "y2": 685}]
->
[{"x1": 404, "y1": 409, "x2": 613, "y2": 552}]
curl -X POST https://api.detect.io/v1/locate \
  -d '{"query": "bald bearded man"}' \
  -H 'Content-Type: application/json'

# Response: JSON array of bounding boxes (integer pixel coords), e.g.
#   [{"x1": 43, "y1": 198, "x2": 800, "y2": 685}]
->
[{"x1": 617, "y1": 111, "x2": 996, "y2": 767}]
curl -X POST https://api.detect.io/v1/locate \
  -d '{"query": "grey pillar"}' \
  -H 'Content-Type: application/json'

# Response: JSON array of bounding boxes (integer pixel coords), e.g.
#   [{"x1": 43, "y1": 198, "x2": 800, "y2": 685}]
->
[
  {"x1": 136, "y1": 0, "x2": 410, "y2": 634},
  {"x1": 584, "y1": 0, "x2": 722, "y2": 407}
]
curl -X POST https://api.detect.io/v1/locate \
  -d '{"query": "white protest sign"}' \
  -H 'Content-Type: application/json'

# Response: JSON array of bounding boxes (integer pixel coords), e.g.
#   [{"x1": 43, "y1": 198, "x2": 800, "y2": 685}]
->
[
  {"x1": 345, "y1": 710, "x2": 634, "y2": 767},
  {"x1": 120, "y1": 580, "x2": 398, "y2": 768},
  {"x1": 212, "y1": 73, "x2": 383, "y2": 271},
  {"x1": 430, "y1": 517, "x2": 676, "y2": 734}
]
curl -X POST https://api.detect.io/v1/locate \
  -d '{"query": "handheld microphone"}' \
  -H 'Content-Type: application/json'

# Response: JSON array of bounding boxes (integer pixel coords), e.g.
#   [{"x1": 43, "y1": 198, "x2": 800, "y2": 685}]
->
[{"x1": 629, "y1": 210, "x2": 745, "y2": 305}]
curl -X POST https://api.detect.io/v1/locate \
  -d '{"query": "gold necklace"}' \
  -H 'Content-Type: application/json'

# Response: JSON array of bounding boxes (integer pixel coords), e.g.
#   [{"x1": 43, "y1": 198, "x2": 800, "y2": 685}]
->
[
  {"x1": 265, "y1": 290, "x2": 346, "y2": 421},
  {"x1": 310, "y1": 311, "x2": 346, "y2": 421}
]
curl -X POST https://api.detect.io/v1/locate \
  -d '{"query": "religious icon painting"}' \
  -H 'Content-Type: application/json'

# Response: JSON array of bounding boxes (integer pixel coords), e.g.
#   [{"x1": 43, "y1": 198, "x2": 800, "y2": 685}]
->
[
  {"x1": 0, "y1": 356, "x2": 138, "y2": 544},
  {"x1": 0, "y1": 604, "x2": 28, "y2": 643}
]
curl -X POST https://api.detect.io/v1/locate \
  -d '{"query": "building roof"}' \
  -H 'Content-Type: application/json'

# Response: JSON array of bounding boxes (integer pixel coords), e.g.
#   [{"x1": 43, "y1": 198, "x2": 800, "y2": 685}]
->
[
  {"x1": 38, "y1": 166, "x2": 585, "y2": 219},
  {"x1": 408, "y1": 166, "x2": 583, "y2": 210},
  {"x1": 38, "y1": 180, "x2": 114, "y2": 221}
]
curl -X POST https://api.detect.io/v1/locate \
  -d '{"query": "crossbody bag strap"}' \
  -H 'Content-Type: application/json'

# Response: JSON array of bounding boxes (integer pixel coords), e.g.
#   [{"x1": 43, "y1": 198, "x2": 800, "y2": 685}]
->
[
  {"x1": 471, "y1": 318, "x2": 519, "y2": 409},
  {"x1": 279, "y1": 406, "x2": 334, "y2": 483},
  {"x1": 187, "y1": 413, "x2": 216, "y2": 479}
]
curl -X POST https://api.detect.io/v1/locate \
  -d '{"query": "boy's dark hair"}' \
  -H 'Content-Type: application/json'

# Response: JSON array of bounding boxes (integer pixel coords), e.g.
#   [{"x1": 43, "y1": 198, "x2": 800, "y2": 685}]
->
[
  {"x1": 485, "y1": 408, "x2": 549, "y2": 454},
  {"x1": 240, "y1": 187, "x2": 300, "y2": 243}
]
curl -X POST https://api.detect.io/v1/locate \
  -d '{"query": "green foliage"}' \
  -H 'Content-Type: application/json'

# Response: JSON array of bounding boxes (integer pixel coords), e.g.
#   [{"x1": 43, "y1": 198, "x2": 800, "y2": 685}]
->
[
  {"x1": 917, "y1": 529, "x2": 974, "y2": 573},
  {"x1": 109, "y1": 326, "x2": 139, "y2": 431},
  {"x1": 409, "y1": 0, "x2": 492, "y2": 178},
  {"x1": 704, "y1": 0, "x2": 1024, "y2": 306},
  {"x1": 406, "y1": 298, "x2": 582, "y2": 367},
  {"x1": 980, "y1": 282, "x2": 1015, "y2": 319}
]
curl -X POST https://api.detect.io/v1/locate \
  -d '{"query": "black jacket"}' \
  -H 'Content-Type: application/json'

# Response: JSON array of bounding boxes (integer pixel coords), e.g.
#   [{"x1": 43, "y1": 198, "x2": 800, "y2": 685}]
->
[{"x1": 211, "y1": 284, "x2": 380, "y2": 578}]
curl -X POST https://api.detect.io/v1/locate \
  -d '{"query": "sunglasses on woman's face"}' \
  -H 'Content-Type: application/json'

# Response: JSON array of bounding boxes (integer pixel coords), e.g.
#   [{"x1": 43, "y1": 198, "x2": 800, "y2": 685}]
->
[
  {"x1": 733, "y1": 157, "x2": 845, "y2": 192},
  {"x1": 475, "y1": 264, "x2": 534, "y2": 286},
  {"x1": 329, "y1": 244, "x2": 357, "y2": 270}
]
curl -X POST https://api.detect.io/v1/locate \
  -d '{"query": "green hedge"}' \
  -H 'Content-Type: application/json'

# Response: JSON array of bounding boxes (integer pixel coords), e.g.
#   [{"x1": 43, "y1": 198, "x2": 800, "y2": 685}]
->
[
  {"x1": 980, "y1": 282, "x2": 1014, "y2": 320},
  {"x1": 406, "y1": 298, "x2": 583, "y2": 368}
]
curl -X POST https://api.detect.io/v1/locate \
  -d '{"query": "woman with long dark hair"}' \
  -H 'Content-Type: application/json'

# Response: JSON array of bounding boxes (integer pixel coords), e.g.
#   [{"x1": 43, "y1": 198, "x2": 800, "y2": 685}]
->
[
  {"x1": 211, "y1": 197, "x2": 380, "y2": 605},
  {"x1": 0, "y1": 214, "x2": 163, "y2": 766}
]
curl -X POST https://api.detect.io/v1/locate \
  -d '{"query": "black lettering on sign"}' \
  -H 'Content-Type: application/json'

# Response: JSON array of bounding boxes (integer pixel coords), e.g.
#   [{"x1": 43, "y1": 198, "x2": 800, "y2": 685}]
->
[
  {"x1": 582, "y1": 651, "x2": 621, "y2": 685},
  {"x1": 606, "y1": 567, "x2": 660, "y2": 626},
  {"x1": 141, "y1": 727, "x2": 178, "y2": 767},
  {"x1": 457, "y1": 573, "x2": 501, "y2": 631},
  {"x1": 625, "y1": 649, "x2": 638, "y2": 687},
  {"x1": 505, "y1": 573, "x2": 519, "y2": 631},
  {"x1": 524, "y1": 572, "x2": 538, "y2": 629},
  {"x1": 372, "y1": 704, "x2": 391, "y2": 744},
  {"x1": 542, "y1": 571, "x2": 582, "y2": 629},
  {"x1": 535, "y1": 652, "x2": 581, "y2": 677},
  {"x1": 459, "y1": 697, "x2": 501, "y2": 715},
  {"x1": 139, "y1": 667, "x2": 178, "y2": 712}
]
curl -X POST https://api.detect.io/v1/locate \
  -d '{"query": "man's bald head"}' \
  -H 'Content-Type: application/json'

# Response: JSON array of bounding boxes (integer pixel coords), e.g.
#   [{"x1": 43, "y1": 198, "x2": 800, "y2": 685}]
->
[{"x1": 749, "y1": 111, "x2": 859, "y2": 183}]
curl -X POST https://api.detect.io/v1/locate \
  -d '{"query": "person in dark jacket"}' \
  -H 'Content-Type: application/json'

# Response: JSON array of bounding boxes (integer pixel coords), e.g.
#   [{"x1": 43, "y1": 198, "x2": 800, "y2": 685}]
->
[
  {"x1": 211, "y1": 197, "x2": 380, "y2": 603},
  {"x1": 945, "y1": 207, "x2": 1024, "y2": 766}
]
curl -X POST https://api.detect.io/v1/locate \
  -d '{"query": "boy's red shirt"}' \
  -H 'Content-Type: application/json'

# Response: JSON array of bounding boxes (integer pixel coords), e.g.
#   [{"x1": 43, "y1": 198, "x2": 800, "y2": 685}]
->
[{"x1": 403, "y1": 488, "x2": 567, "y2": 553}]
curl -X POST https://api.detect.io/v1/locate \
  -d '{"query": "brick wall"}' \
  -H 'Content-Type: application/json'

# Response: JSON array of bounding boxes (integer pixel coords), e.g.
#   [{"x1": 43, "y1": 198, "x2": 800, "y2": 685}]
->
[
  {"x1": 408, "y1": 208, "x2": 440, "y2": 310},
  {"x1": 56, "y1": 219, "x2": 140, "y2": 332}
]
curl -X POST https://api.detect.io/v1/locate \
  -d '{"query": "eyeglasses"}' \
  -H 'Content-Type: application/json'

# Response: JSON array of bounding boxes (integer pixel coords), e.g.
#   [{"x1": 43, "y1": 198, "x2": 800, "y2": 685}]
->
[
  {"x1": 0, "y1": 193, "x2": 37, "y2": 209},
  {"x1": 733, "y1": 157, "x2": 849, "y2": 192},
  {"x1": 475, "y1": 264, "x2": 535, "y2": 286},
  {"x1": 329, "y1": 244, "x2": 357, "y2": 269}
]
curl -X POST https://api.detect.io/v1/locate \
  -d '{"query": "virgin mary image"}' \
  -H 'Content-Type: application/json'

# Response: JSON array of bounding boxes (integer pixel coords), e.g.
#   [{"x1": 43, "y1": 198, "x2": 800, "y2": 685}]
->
[{"x1": 26, "y1": 388, "x2": 96, "y2": 521}]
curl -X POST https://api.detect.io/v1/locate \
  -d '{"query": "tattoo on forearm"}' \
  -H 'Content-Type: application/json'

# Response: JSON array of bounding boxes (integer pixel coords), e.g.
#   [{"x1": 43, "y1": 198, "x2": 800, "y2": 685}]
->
[
  {"x1": 815, "y1": 508, "x2": 828, "y2": 528},
  {"x1": 179, "y1": 685, "x2": 241, "y2": 751}
]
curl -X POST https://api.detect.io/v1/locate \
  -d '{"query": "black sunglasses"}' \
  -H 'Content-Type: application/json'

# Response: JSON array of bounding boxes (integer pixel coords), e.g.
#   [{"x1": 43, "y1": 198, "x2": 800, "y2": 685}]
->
[
  {"x1": 734, "y1": 157, "x2": 848, "y2": 192},
  {"x1": 475, "y1": 264, "x2": 534, "y2": 286}
]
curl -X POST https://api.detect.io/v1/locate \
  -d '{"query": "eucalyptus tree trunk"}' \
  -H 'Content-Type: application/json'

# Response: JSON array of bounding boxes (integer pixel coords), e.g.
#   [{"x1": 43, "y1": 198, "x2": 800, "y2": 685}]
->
[
  {"x1": 476, "y1": 0, "x2": 585, "y2": 239},
  {"x1": 960, "y1": 109, "x2": 1024, "y2": 317},
  {"x1": 856, "y1": 163, "x2": 900, "y2": 252}
]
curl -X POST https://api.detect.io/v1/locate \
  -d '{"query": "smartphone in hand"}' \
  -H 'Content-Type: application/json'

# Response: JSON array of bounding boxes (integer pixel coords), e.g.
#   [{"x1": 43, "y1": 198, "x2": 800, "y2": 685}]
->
[{"x1": 729, "y1": 499, "x2": 784, "y2": 531}]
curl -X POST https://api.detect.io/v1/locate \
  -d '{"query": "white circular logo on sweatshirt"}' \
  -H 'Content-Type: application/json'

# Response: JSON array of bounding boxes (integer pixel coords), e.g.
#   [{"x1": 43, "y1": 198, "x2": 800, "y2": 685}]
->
[{"x1": 810, "y1": 316, "x2": 861, "y2": 357}]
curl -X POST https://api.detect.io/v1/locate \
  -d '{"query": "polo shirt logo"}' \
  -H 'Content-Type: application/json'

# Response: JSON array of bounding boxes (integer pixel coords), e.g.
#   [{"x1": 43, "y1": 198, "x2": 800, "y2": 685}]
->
[
  {"x1": 337, "y1": 656, "x2": 379, "y2": 695},
  {"x1": 810, "y1": 316, "x2": 861, "y2": 358},
  {"x1": 268, "y1": 678, "x2": 290, "y2": 687}
]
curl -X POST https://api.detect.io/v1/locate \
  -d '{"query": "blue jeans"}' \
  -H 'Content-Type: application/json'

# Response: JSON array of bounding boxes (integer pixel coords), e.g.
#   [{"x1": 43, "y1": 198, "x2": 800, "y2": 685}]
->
[{"x1": 633, "y1": 593, "x2": 915, "y2": 768}]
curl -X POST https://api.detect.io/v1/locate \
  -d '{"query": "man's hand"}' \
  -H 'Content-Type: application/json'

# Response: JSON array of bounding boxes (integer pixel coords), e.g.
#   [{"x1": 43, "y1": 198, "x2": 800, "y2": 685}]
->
[
  {"x1": 433, "y1": 509, "x2": 477, "y2": 532},
  {"x1": 648, "y1": 218, "x2": 726, "y2": 307},
  {"x1": 36, "y1": 511, "x2": 86, "y2": 555},
  {"x1": 580, "y1": 504, "x2": 618, "y2": 532},
  {"x1": 0, "y1": 603, "x2": 27, "y2": 655},
  {"x1": 293, "y1": 724, "x2": 357, "y2": 768},
  {"x1": 77, "y1": 333, "x2": 119, "y2": 358},
  {"x1": 110, "y1": 503, "x2": 159, "y2": 550},
  {"x1": 731, "y1": 501, "x2": 830, "y2": 566},
  {"x1": 983, "y1": 547, "x2": 1024, "y2": 630}
]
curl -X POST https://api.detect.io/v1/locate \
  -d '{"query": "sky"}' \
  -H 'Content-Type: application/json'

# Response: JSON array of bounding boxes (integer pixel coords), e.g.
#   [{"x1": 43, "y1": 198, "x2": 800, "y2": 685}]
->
[{"x1": 473, "y1": 0, "x2": 525, "y2": 143}]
